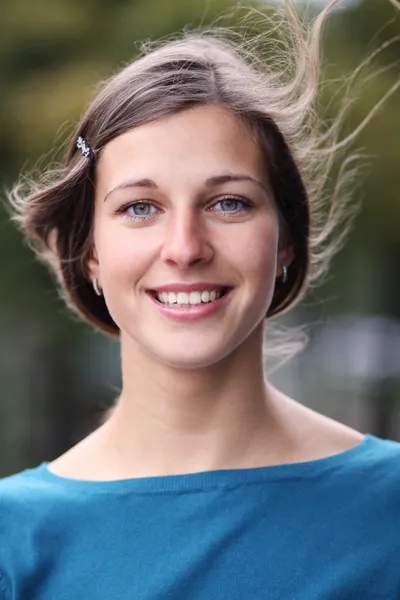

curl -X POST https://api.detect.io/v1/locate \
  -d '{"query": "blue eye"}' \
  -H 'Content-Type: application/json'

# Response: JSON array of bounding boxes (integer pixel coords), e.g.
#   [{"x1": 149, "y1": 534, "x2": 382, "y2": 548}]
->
[
  {"x1": 116, "y1": 195, "x2": 251, "y2": 223},
  {"x1": 211, "y1": 196, "x2": 251, "y2": 215},
  {"x1": 118, "y1": 201, "x2": 158, "y2": 221},
  {"x1": 132, "y1": 202, "x2": 151, "y2": 215}
]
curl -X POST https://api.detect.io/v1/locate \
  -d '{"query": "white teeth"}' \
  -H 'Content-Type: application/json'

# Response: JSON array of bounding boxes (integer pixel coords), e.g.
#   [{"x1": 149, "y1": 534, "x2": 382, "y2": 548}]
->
[
  {"x1": 155, "y1": 289, "x2": 225, "y2": 305},
  {"x1": 189, "y1": 292, "x2": 202, "y2": 305},
  {"x1": 177, "y1": 292, "x2": 188, "y2": 305},
  {"x1": 168, "y1": 292, "x2": 177, "y2": 304}
]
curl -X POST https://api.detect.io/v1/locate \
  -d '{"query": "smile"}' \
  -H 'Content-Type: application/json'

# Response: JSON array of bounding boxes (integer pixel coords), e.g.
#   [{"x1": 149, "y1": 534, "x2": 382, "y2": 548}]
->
[
  {"x1": 150, "y1": 288, "x2": 229, "y2": 307},
  {"x1": 146, "y1": 287, "x2": 233, "y2": 322}
]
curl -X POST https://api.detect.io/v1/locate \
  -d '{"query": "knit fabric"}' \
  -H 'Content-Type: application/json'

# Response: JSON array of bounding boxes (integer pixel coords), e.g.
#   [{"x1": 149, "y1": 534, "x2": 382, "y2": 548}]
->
[{"x1": 1, "y1": 434, "x2": 400, "y2": 599}]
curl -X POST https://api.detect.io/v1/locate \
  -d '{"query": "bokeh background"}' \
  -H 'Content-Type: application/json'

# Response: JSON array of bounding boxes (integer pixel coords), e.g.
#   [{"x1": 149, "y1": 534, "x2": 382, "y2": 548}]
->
[{"x1": 1, "y1": 0, "x2": 399, "y2": 477}]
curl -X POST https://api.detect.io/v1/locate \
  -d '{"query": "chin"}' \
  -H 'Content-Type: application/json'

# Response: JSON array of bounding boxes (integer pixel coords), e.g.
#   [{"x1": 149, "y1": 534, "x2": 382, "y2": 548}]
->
[
  {"x1": 153, "y1": 351, "x2": 230, "y2": 371},
  {"x1": 145, "y1": 341, "x2": 238, "y2": 371}
]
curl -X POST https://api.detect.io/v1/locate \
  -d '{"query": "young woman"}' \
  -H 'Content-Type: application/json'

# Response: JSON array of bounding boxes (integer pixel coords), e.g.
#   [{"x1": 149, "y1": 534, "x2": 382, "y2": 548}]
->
[{"x1": 2, "y1": 1, "x2": 400, "y2": 598}]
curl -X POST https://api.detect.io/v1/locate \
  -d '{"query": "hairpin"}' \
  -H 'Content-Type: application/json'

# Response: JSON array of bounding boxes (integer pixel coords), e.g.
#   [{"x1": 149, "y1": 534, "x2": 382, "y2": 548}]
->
[{"x1": 76, "y1": 136, "x2": 92, "y2": 159}]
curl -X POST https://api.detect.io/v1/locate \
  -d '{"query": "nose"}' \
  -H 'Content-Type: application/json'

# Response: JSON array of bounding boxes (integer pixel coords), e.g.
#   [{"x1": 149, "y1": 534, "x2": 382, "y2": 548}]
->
[{"x1": 159, "y1": 208, "x2": 213, "y2": 268}]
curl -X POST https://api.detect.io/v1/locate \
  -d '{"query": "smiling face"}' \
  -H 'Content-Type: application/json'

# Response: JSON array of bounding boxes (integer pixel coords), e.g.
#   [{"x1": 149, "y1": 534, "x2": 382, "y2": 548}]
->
[{"x1": 88, "y1": 104, "x2": 292, "y2": 369}]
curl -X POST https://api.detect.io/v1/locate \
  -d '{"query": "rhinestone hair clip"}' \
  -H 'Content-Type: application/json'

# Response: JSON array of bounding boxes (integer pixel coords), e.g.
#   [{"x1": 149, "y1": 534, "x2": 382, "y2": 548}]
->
[{"x1": 76, "y1": 136, "x2": 92, "y2": 159}]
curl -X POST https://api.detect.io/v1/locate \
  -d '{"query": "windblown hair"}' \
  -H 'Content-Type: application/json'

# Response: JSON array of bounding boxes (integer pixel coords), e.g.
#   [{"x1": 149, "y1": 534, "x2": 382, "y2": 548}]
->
[{"x1": 8, "y1": 0, "x2": 400, "y2": 338}]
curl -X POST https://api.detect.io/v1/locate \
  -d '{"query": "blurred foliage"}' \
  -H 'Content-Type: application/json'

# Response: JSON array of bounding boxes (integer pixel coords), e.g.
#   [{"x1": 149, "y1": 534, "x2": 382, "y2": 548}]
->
[{"x1": 0, "y1": 0, "x2": 399, "y2": 474}]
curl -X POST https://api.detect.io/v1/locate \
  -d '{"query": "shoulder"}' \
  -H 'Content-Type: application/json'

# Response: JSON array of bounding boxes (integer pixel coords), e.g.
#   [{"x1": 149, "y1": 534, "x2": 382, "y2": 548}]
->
[
  {"x1": 352, "y1": 434, "x2": 400, "y2": 473},
  {"x1": 0, "y1": 464, "x2": 73, "y2": 537},
  {"x1": 284, "y1": 393, "x2": 400, "y2": 488},
  {"x1": 0, "y1": 466, "x2": 54, "y2": 599},
  {"x1": 355, "y1": 434, "x2": 400, "y2": 487},
  {"x1": 0, "y1": 466, "x2": 52, "y2": 530},
  {"x1": 327, "y1": 435, "x2": 400, "y2": 517},
  {"x1": 0, "y1": 464, "x2": 58, "y2": 502},
  {"x1": 330, "y1": 435, "x2": 400, "y2": 560}
]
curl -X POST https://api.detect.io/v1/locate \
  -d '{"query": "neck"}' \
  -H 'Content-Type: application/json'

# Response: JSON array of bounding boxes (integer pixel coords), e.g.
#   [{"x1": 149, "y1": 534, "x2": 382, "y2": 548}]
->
[{"x1": 96, "y1": 324, "x2": 290, "y2": 477}]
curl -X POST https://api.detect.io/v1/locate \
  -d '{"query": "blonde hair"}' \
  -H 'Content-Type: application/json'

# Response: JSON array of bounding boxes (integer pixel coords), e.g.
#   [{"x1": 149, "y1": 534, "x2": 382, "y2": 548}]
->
[{"x1": 8, "y1": 0, "x2": 400, "y2": 340}]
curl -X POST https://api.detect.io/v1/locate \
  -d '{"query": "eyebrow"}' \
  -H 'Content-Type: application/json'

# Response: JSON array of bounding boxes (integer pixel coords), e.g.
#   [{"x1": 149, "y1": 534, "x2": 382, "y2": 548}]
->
[{"x1": 103, "y1": 173, "x2": 269, "y2": 202}]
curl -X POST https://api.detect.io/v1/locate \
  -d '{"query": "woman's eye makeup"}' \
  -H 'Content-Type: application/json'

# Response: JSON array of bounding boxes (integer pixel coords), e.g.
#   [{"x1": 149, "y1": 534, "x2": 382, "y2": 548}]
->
[
  {"x1": 211, "y1": 197, "x2": 252, "y2": 216},
  {"x1": 116, "y1": 201, "x2": 158, "y2": 221},
  {"x1": 114, "y1": 196, "x2": 253, "y2": 222}
]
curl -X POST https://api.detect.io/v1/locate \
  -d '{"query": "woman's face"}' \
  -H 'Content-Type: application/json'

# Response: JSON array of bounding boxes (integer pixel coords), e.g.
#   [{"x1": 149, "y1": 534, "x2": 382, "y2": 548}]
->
[{"x1": 89, "y1": 104, "x2": 291, "y2": 368}]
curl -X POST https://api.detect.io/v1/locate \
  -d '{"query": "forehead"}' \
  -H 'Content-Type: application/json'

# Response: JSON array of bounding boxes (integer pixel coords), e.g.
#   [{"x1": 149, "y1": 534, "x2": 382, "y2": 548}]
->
[{"x1": 95, "y1": 104, "x2": 267, "y2": 192}]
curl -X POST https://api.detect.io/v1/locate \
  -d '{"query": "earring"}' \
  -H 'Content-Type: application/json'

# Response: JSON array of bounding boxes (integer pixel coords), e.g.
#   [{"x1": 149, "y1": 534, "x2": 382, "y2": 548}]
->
[
  {"x1": 93, "y1": 278, "x2": 102, "y2": 296},
  {"x1": 281, "y1": 265, "x2": 288, "y2": 284}
]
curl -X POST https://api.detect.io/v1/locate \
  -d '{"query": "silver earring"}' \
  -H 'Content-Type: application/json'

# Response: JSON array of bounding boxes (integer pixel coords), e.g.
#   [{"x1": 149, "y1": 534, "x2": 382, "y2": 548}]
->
[
  {"x1": 93, "y1": 278, "x2": 102, "y2": 296},
  {"x1": 281, "y1": 265, "x2": 288, "y2": 284}
]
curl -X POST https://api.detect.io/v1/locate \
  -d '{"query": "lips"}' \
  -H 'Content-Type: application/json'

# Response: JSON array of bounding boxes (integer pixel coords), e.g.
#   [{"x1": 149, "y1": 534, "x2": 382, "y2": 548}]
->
[{"x1": 146, "y1": 285, "x2": 233, "y2": 321}]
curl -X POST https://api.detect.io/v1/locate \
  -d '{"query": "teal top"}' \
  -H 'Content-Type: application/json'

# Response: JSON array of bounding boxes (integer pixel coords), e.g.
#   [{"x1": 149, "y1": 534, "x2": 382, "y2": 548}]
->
[{"x1": 1, "y1": 434, "x2": 400, "y2": 599}]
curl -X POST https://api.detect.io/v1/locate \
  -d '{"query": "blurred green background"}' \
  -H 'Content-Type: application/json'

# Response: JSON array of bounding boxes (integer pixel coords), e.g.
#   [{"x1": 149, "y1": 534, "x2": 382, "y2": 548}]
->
[{"x1": 1, "y1": 0, "x2": 399, "y2": 477}]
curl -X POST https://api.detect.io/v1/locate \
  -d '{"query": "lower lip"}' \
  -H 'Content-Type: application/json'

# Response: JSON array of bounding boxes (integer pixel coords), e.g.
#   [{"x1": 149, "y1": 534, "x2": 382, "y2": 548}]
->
[{"x1": 146, "y1": 290, "x2": 232, "y2": 322}]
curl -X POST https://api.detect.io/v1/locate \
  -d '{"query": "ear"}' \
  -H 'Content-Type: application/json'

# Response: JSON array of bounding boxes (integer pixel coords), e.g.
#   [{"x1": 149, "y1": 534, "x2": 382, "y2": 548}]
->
[
  {"x1": 276, "y1": 242, "x2": 295, "y2": 278},
  {"x1": 86, "y1": 246, "x2": 100, "y2": 284}
]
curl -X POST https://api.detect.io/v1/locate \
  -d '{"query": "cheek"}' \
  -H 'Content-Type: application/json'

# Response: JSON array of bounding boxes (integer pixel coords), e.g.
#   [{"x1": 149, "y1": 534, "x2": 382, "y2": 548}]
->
[
  {"x1": 95, "y1": 223, "x2": 156, "y2": 286},
  {"x1": 221, "y1": 218, "x2": 279, "y2": 281}
]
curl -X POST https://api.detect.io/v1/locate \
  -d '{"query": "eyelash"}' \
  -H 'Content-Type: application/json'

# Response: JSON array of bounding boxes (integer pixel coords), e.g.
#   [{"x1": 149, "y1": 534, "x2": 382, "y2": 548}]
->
[{"x1": 115, "y1": 196, "x2": 253, "y2": 222}]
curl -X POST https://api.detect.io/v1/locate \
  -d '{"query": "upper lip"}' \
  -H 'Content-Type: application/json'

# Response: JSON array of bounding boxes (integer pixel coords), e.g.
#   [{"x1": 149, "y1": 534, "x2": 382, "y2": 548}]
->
[{"x1": 147, "y1": 283, "x2": 232, "y2": 293}]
